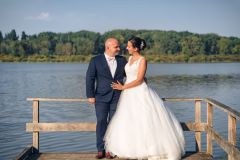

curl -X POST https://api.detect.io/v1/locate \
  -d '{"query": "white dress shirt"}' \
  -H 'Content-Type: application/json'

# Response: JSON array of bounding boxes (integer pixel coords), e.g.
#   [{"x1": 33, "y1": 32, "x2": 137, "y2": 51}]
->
[{"x1": 105, "y1": 53, "x2": 117, "y2": 78}]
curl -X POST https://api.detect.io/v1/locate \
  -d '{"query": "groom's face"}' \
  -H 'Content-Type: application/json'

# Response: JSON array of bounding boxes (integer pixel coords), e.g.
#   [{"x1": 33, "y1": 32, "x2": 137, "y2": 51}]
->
[{"x1": 107, "y1": 41, "x2": 120, "y2": 56}]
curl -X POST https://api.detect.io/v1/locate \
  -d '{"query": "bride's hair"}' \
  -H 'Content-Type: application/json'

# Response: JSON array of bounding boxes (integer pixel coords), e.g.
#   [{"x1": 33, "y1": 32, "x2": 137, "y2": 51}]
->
[{"x1": 128, "y1": 36, "x2": 146, "y2": 51}]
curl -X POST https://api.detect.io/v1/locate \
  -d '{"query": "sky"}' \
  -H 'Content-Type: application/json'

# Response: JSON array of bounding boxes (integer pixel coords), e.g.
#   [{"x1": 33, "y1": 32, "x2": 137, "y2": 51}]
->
[{"x1": 0, "y1": 0, "x2": 240, "y2": 37}]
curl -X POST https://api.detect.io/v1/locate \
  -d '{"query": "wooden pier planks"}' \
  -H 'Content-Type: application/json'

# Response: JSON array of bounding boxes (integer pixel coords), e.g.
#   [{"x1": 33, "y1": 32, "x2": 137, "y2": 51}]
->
[{"x1": 26, "y1": 152, "x2": 212, "y2": 160}]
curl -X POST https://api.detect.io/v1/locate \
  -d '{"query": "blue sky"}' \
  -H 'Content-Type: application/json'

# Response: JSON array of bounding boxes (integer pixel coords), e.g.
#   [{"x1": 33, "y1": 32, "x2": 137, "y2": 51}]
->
[{"x1": 0, "y1": 0, "x2": 240, "y2": 37}]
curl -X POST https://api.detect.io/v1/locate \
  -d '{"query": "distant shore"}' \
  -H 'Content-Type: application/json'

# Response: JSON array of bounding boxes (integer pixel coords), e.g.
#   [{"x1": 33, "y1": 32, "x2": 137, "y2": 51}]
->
[{"x1": 0, "y1": 54, "x2": 240, "y2": 63}]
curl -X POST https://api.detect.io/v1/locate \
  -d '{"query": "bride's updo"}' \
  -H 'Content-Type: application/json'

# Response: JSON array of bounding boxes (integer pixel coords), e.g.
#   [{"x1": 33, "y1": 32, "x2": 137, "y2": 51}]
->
[{"x1": 128, "y1": 36, "x2": 146, "y2": 51}]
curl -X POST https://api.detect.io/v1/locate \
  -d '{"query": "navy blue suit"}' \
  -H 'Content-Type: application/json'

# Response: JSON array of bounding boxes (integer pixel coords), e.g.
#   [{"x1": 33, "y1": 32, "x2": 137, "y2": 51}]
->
[{"x1": 86, "y1": 54, "x2": 127, "y2": 151}]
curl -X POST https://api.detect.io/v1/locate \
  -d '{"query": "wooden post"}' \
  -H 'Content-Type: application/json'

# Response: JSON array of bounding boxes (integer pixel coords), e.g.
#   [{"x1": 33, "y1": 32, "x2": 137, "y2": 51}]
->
[
  {"x1": 228, "y1": 114, "x2": 236, "y2": 160},
  {"x1": 195, "y1": 100, "x2": 201, "y2": 152},
  {"x1": 32, "y1": 100, "x2": 39, "y2": 152},
  {"x1": 207, "y1": 103, "x2": 213, "y2": 155}
]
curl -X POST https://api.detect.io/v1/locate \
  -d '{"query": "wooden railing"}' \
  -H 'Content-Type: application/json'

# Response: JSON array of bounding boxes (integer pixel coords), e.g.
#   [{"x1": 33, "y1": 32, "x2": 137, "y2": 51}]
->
[
  {"x1": 25, "y1": 97, "x2": 240, "y2": 160},
  {"x1": 162, "y1": 98, "x2": 240, "y2": 160}
]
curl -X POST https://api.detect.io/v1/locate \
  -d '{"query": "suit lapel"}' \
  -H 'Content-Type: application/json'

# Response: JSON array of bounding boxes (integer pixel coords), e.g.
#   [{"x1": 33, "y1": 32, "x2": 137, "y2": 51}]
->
[{"x1": 101, "y1": 54, "x2": 113, "y2": 79}]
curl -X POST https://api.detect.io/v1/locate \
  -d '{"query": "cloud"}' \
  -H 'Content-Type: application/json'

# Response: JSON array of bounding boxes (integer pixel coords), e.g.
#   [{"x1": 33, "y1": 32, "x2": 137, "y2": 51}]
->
[
  {"x1": 25, "y1": 12, "x2": 50, "y2": 21},
  {"x1": 36, "y1": 12, "x2": 49, "y2": 20}
]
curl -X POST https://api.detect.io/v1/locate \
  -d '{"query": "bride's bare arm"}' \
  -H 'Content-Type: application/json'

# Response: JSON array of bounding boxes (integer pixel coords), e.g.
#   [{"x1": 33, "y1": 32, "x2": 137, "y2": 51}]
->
[{"x1": 112, "y1": 58, "x2": 147, "y2": 90}]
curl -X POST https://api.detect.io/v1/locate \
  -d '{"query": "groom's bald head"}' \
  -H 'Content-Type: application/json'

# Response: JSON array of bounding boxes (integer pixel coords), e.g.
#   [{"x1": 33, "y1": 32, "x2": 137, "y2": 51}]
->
[
  {"x1": 105, "y1": 38, "x2": 119, "y2": 48},
  {"x1": 105, "y1": 38, "x2": 120, "y2": 56}
]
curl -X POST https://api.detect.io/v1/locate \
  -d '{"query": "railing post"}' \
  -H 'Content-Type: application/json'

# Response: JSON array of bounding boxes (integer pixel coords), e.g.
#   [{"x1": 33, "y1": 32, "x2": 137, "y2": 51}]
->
[
  {"x1": 207, "y1": 103, "x2": 213, "y2": 155},
  {"x1": 32, "y1": 100, "x2": 39, "y2": 152},
  {"x1": 195, "y1": 100, "x2": 201, "y2": 152},
  {"x1": 228, "y1": 114, "x2": 236, "y2": 160}
]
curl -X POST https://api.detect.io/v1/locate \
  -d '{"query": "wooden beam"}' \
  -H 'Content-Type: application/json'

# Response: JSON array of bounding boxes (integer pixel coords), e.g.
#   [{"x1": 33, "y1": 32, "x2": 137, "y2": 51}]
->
[
  {"x1": 205, "y1": 126, "x2": 240, "y2": 160},
  {"x1": 180, "y1": 122, "x2": 206, "y2": 132},
  {"x1": 26, "y1": 122, "x2": 205, "y2": 132},
  {"x1": 26, "y1": 97, "x2": 240, "y2": 120},
  {"x1": 27, "y1": 98, "x2": 88, "y2": 102},
  {"x1": 26, "y1": 122, "x2": 96, "y2": 132},
  {"x1": 195, "y1": 100, "x2": 202, "y2": 152},
  {"x1": 205, "y1": 98, "x2": 240, "y2": 120},
  {"x1": 207, "y1": 103, "x2": 213, "y2": 155},
  {"x1": 228, "y1": 114, "x2": 237, "y2": 160},
  {"x1": 162, "y1": 98, "x2": 203, "y2": 102},
  {"x1": 32, "y1": 100, "x2": 39, "y2": 151},
  {"x1": 228, "y1": 114, "x2": 237, "y2": 145},
  {"x1": 163, "y1": 98, "x2": 240, "y2": 120}
]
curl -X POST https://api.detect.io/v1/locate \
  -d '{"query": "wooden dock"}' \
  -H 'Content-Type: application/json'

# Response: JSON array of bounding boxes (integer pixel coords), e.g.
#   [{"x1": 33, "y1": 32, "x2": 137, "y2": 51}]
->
[
  {"x1": 16, "y1": 98, "x2": 240, "y2": 160},
  {"x1": 17, "y1": 151, "x2": 212, "y2": 160}
]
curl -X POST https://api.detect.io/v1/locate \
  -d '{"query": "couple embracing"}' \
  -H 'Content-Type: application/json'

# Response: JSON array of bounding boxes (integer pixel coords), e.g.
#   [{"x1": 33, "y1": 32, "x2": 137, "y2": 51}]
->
[{"x1": 86, "y1": 37, "x2": 185, "y2": 160}]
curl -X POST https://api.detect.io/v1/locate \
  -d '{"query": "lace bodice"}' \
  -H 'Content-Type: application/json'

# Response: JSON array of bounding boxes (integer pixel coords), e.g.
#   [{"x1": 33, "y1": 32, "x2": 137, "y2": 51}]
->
[{"x1": 125, "y1": 56, "x2": 144, "y2": 83}]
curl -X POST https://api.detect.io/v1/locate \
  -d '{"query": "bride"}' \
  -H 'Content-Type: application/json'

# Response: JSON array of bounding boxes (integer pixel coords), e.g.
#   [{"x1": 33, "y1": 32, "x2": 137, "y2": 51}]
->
[{"x1": 104, "y1": 36, "x2": 185, "y2": 160}]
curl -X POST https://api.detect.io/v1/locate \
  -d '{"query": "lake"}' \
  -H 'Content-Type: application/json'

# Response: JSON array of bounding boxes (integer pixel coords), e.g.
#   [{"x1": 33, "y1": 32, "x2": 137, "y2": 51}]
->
[{"x1": 0, "y1": 62, "x2": 239, "y2": 160}]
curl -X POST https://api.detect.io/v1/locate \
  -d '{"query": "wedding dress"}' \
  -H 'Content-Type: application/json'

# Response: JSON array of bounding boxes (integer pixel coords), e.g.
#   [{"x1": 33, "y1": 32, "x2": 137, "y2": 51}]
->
[{"x1": 104, "y1": 56, "x2": 185, "y2": 160}]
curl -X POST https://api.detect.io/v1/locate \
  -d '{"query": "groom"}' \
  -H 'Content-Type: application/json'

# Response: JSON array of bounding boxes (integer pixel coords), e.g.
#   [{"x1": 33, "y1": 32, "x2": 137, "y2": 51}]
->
[{"x1": 86, "y1": 38, "x2": 127, "y2": 159}]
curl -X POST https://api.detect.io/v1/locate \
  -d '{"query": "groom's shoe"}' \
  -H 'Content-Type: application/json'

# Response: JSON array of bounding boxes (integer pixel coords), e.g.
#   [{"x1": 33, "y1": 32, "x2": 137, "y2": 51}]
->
[
  {"x1": 95, "y1": 151, "x2": 105, "y2": 159},
  {"x1": 105, "y1": 152, "x2": 114, "y2": 159}
]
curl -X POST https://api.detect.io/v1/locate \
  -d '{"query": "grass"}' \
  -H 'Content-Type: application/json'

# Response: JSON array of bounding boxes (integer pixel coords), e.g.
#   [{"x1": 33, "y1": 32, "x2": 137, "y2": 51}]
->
[{"x1": 0, "y1": 54, "x2": 240, "y2": 63}]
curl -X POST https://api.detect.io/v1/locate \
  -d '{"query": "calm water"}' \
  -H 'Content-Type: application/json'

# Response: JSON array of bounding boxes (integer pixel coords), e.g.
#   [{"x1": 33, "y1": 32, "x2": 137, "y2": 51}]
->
[{"x1": 0, "y1": 62, "x2": 240, "y2": 160}]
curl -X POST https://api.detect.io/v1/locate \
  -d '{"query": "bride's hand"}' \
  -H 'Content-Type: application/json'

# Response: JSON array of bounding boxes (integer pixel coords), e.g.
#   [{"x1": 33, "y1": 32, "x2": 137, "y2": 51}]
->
[{"x1": 111, "y1": 81, "x2": 124, "y2": 90}]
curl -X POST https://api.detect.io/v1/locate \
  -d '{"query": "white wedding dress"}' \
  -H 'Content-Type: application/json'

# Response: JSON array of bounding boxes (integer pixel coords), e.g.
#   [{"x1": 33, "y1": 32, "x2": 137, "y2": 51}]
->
[{"x1": 104, "y1": 56, "x2": 185, "y2": 160}]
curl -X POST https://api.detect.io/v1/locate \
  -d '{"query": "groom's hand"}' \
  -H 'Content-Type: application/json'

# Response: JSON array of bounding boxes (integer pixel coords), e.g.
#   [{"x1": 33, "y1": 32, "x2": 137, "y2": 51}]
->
[{"x1": 88, "y1": 98, "x2": 96, "y2": 104}]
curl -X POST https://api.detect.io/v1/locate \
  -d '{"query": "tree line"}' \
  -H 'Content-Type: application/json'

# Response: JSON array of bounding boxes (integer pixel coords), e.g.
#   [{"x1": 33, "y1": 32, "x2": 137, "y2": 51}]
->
[{"x1": 0, "y1": 29, "x2": 240, "y2": 62}]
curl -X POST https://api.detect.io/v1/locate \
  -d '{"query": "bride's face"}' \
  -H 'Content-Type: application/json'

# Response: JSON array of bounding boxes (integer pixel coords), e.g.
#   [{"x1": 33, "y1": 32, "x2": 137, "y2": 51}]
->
[{"x1": 126, "y1": 41, "x2": 137, "y2": 55}]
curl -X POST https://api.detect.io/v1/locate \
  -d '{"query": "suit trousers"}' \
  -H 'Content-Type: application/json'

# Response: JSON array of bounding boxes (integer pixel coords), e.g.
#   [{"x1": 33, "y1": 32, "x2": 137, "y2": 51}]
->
[{"x1": 95, "y1": 94, "x2": 119, "y2": 151}]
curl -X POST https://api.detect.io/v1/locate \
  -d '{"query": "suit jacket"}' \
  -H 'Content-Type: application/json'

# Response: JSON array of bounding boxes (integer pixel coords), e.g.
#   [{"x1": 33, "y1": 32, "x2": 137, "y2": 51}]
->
[{"x1": 86, "y1": 54, "x2": 127, "y2": 102}]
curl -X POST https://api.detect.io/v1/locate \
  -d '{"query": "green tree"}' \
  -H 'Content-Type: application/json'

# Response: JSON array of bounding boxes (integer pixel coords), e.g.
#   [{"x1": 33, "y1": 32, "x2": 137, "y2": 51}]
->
[
  {"x1": 217, "y1": 37, "x2": 231, "y2": 54},
  {"x1": 1, "y1": 29, "x2": 240, "y2": 62},
  {"x1": 0, "y1": 31, "x2": 3, "y2": 43},
  {"x1": 20, "y1": 41, "x2": 34, "y2": 55},
  {"x1": 55, "y1": 42, "x2": 63, "y2": 54},
  {"x1": 202, "y1": 34, "x2": 219, "y2": 55},
  {"x1": 63, "y1": 42, "x2": 73, "y2": 55},
  {"x1": 181, "y1": 35, "x2": 205, "y2": 56},
  {"x1": 232, "y1": 43, "x2": 240, "y2": 54},
  {"x1": 39, "y1": 40, "x2": 51, "y2": 55},
  {"x1": 5, "y1": 29, "x2": 18, "y2": 41},
  {"x1": 21, "y1": 31, "x2": 28, "y2": 40},
  {"x1": 56, "y1": 42, "x2": 73, "y2": 55},
  {"x1": 0, "y1": 42, "x2": 7, "y2": 54}
]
